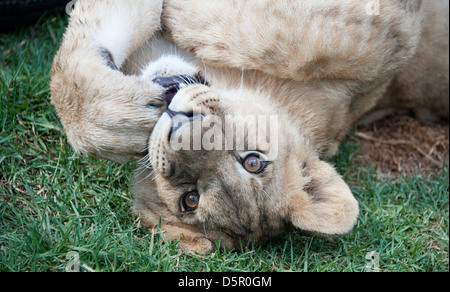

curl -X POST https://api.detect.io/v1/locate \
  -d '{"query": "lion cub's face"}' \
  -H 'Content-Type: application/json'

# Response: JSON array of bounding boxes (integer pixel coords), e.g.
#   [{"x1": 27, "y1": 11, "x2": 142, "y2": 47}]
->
[{"x1": 137, "y1": 76, "x2": 359, "y2": 254}]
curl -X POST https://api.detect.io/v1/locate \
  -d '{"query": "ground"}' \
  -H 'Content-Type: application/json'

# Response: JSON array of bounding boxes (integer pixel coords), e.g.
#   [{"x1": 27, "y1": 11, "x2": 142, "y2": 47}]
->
[
  {"x1": 357, "y1": 116, "x2": 449, "y2": 177},
  {"x1": 0, "y1": 14, "x2": 448, "y2": 272}
]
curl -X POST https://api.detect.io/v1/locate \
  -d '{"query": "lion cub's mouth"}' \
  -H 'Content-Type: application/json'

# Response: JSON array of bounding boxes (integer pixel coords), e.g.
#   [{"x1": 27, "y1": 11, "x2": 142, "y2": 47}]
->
[{"x1": 153, "y1": 75, "x2": 207, "y2": 108}]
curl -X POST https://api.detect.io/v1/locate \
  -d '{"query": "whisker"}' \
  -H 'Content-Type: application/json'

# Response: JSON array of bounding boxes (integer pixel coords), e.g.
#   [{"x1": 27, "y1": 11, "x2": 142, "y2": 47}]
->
[
  {"x1": 261, "y1": 188, "x2": 274, "y2": 203},
  {"x1": 135, "y1": 167, "x2": 156, "y2": 184},
  {"x1": 177, "y1": 74, "x2": 191, "y2": 86},
  {"x1": 184, "y1": 75, "x2": 197, "y2": 85},
  {"x1": 238, "y1": 68, "x2": 245, "y2": 98},
  {"x1": 135, "y1": 159, "x2": 154, "y2": 177},
  {"x1": 203, "y1": 222, "x2": 208, "y2": 239},
  {"x1": 201, "y1": 59, "x2": 208, "y2": 86},
  {"x1": 137, "y1": 153, "x2": 150, "y2": 164},
  {"x1": 134, "y1": 167, "x2": 148, "y2": 178},
  {"x1": 136, "y1": 162, "x2": 153, "y2": 172},
  {"x1": 136, "y1": 154, "x2": 151, "y2": 166},
  {"x1": 179, "y1": 75, "x2": 193, "y2": 85},
  {"x1": 151, "y1": 173, "x2": 161, "y2": 182}
]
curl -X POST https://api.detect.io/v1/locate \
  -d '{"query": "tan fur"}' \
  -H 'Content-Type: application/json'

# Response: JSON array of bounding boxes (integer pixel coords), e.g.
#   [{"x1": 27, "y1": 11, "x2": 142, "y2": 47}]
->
[{"x1": 51, "y1": 0, "x2": 449, "y2": 254}]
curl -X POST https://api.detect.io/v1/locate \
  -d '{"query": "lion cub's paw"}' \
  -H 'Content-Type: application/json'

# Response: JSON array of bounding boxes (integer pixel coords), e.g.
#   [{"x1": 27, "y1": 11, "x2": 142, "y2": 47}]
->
[
  {"x1": 179, "y1": 235, "x2": 215, "y2": 255},
  {"x1": 140, "y1": 55, "x2": 199, "y2": 83}
]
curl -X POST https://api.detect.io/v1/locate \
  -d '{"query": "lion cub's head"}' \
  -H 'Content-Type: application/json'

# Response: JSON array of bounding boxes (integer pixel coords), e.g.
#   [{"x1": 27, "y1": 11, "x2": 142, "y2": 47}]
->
[{"x1": 133, "y1": 73, "x2": 359, "y2": 254}]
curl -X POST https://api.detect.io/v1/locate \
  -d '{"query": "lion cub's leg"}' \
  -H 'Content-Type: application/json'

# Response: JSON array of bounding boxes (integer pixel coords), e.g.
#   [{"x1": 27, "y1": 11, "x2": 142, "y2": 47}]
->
[
  {"x1": 375, "y1": 0, "x2": 449, "y2": 122},
  {"x1": 51, "y1": 0, "x2": 167, "y2": 162},
  {"x1": 163, "y1": 0, "x2": 422, "y2": 83}
]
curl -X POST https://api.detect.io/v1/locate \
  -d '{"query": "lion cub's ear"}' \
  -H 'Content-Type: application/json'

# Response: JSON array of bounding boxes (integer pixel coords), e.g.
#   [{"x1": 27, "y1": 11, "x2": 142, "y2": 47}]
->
[{"x1": 288, "y1": 158, "x2": 359, "y2": 235}]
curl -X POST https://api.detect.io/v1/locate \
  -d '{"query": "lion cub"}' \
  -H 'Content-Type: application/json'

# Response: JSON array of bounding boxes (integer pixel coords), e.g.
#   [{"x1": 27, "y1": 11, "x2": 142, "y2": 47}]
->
[{"x1": 51, "y1": 0, "x2": 448, "y2": 254}]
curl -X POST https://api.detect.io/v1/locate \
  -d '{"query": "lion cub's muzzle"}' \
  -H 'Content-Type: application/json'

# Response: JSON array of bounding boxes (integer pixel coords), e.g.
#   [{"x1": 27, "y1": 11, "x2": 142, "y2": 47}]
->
[
  {"x1": 153, "y1": 75, "x2": 211, "y2": 140},
  {"x1": 149, "y1": 75, "x2": 221, "y2": 179}
]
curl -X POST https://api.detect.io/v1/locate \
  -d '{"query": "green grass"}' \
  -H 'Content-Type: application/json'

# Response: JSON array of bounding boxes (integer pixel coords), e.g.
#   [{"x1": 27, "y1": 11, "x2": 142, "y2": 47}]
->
[{"x1": 1, "y1": 15, "x2": 448, "y2": 272}]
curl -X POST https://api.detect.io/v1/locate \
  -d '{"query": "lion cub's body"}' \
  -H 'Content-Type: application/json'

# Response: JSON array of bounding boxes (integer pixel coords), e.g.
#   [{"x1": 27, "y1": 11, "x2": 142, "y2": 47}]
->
[{"x1": 51, "y1": 0, "x2": 449, "y2": 254}]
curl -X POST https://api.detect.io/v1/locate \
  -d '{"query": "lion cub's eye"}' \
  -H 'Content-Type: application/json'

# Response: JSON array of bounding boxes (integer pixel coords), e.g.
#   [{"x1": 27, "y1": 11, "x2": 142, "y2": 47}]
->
[
  {"x1": 242, "y1": 154, "x2": 269, "y2": 174},
  {"x1": 181, "y1": 191, "x2": 200, "y2": 212}
]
